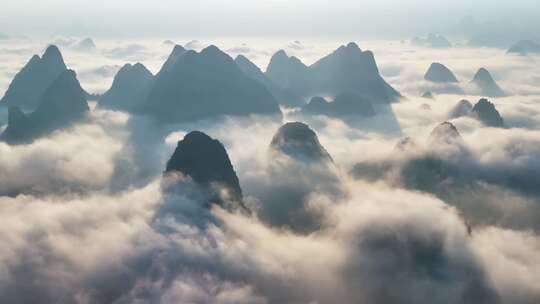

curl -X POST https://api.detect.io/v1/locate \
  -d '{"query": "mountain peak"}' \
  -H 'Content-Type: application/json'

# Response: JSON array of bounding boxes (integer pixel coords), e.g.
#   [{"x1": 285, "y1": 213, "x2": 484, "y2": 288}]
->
[
  {"x1": 507, "y1": 40, "x2": 540, "y2": 55},
  {"x1": 270, "y1": 122, "x2": 333, "y2": 162},
  {"x1": 449, "y1": 99, "x2": 473, "y2": 118},
  {"x1": 428, "y1": 122, "x2": 462, "y2": 146},
  {"x1": 346, "y1": 42, "x2": 360, "y2": 50},
  {"x1": 42, "y1": 45, "x2": 65, "y2": 67},
  {"x1": 472, "y1": 98, "x2": 504, "y2": 127},
  {"x1": 99, "y1": 62, "x2": 153, "y2": 111},
  {"x1": 165, "y1": 131, "x2": 245, "y2": 208},
  {"x1": 272, "y1": 49, "x2": 288, "y2": 60},
  {"x1": 159, "y1": 45, "x2": 187, "y2": 73},
  {"x1": 472, "y1": 68, "x2": 493, "y2": 82},
  {"x1": 0, "y1": 45, "x2": 67, "y2": 110},
  {"x1": 1, "y1": 69, "x2": 89, "y2": 144},
  {"x1": 470, "y1": 68, "x2": 505, "y2": 97},
  {"x1": 424, "y1": 62, "x2": 459, "y2": 83}
]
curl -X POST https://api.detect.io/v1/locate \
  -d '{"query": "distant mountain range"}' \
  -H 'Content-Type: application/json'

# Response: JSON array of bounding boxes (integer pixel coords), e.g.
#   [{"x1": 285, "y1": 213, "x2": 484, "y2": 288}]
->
[
  {"x1": 266, "y1": 42, "x2": 401, "y2": 104},
  {"x1": 0, "y1": 41, "x2": 406, "y2": 132},
  {"x1": 1, "y1": 70, "x2": 89, "y2": 144},
  {"x1": 0, "y1": 45, "x2": 68, "y2": 111}
]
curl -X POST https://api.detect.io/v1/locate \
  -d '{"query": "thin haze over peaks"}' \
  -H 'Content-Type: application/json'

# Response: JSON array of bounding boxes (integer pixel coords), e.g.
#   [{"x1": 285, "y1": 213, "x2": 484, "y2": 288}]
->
[{"x1": 0, "y1": 0, "x2": 539, "y2": 37}]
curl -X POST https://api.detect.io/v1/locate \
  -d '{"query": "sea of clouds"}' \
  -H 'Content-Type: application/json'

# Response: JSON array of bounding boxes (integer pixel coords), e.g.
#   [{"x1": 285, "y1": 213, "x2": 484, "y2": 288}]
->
[{"x1": 0, "y1": 36, "x2": 539, "y2": 303}]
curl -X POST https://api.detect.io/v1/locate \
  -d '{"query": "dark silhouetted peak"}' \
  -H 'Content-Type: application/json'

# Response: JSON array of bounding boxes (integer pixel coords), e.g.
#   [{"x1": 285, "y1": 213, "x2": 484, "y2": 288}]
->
[
  {"x1": 235, "y1": 55, "x2": 303, "y2": 107},
  {"x1": 266, "y1": 50, "x2": 311, "y2": 94},
  {"x1": 309, "y1": 44, "x2": 400, "y2": 103},
  {"x1": 347, "y1": 42, "x2": 360, "y2": 50},
  {"x1": 428, "y1": 122, "x2": 462, "y2": 146},
  {"x1": 1, "y1": 70, "x2": 89, "y2": 144},
  {"x1": 266, "y1": 44, "x2": 400, "y2": 103},
  {"x1": 0, "y1": 45, "x2": 67, "y2": 110},
  {"x1": 159, "y1": 44, "x2": 186, "y2": 73},
  {"x1": 235, "y1": 54, "x2": 255, "y2": 68},
  {"x1": 139, "y1": 45, "x2": 281, "y2": 123},
  {"x1": 422, "y1": 91, "x2": 434, "y2": 99},
  {"x1": 42, "y1": 45, "x2": 65, "y2": 67},
  {"x1": 200, "y1": 44, "x2": 221, "y2": 55},
  {"x1": 166, "y1": 131, "x2": 244, "y2": 205},
  {"x1": 470, "y1": 68, "x2": 506, "y2": 97},
  {"x1": 424, "y1": 63, "x2": 459, "y2": 83},
  {"x1": 99, "y1": 62, "x2": 154, "y2": 111},
  {"x1": 34, "y1": 69, "x2": 89, "y2": 116},
  {"x1": 472, "y1": 68, "x2": 493, "y2": 82},
  {"x1": 472, "y1": 98, "x2": 504, "y2": 127},
  {"x1": 270, "y1": 122, "x2": 332, "y2": 162},
  {"x1": 28, "y1": 54, "x2": 41, "y2": 65},
  {"x1": 507, "y1": 40, "x2": 540, "y2": 55},
  {"x1": 449, "y1": 99, "x2": 473, "y2": 118},
  {"x1": 271, "y1": 50, "x2": 288, "y2": 61}
]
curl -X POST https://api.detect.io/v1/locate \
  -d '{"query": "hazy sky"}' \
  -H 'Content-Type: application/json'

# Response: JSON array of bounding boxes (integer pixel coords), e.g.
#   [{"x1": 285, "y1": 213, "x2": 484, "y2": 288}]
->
[{"x1": 1, "y1": 0, "x2": 539, "y2": 38}]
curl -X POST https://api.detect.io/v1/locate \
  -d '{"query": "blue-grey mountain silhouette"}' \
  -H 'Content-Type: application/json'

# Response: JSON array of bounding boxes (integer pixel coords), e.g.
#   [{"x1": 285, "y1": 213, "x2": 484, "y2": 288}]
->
[
  {"x1": 449, "y1": 99, "x2": 473, "y2": 118},
  {"x1": 270, "y1": 122, "x2": 332, "y2": 163},
  {"x1": 302, "y1": 92, "x2": 375, "y2": 118},
  {"x1": 159, "y1": 44, "x2": 187, "y2": 74},
  {"x1": 165, "y1": 131, "x2": 246, "y2": 210},
  {"x1": 99, "y1": 63, "x2": 154, "y2": 111},
  {"x1": 0, "y1": 45, "x2": 67, "y2": 111},
  {"x1": 235, "y1": 54, "x2": 303, "y2": 107},
  {"x1": 266, "y1": 43, "x2": 400, "y2": 103},
  {"x1": 507, "y1": 40, "x2": 540, "y2": 55},
  {"x1": 424, "y1": 63, "x2": 459, "y2": 83},
  {"x1": 265, "y1": 50, "x2": 312, "y2": 97},
  {"x1": 1, "y1": 70, "x2": 89, "y2": 144},
  {"x1": 412, "y1": 34, "x2": 452, "y2": 48},
  {"x1": 428, "y1": 121, "x2": 463, "y2": 146},
  {"x1": 470, "y1": 68, "x2": 506, "y2": 97},
  {"x1": 138, "y1": 45, "x2": 281, "y2": 123},
  {"x1": 309, "y1": 42, "x2": 400, "y2": 103},
  {"x1": 472, "y1": 98, "x2": 504, "y2": 127},
  {"x1": 74, "y1": 38, "x2": 96, "y2": 52}
]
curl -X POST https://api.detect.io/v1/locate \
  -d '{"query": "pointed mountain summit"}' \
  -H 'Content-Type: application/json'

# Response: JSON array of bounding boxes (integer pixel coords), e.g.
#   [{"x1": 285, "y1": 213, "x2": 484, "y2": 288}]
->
[
  {"x1": 265, "y1": 50, "x2": 312, "y2": 96},
  {"x1": 507, "y1": 40, "x2": 540, "y2": 55},
  {"x1": 472, "y1": 98, "x2": 504, "y2": 127},
  {"x1": 138, "y1": 45, "x2": 281, "y2": 123},
  {"x1": 470, "y1": 68, "x2": 506, "y2": 97},
  {"x1": 424, "y1": 63, "x2": 459, "y2": 83},
  {"x1": 309, "y1": 42, "x2": 400, "y2": 103},
  {"x1": 449, "y1": 99, "x2": 473, "y2": 119},
  {"x1": 1, "y1": 70, "x2": 89, "y2": 144},
  {"x1": 165, "y1": 131, "x2": 246, "y2": 210},
  {"x1": 159, "y1": 44, "x2": 186, "y2": 74},
  {"x1": 235, "y1": 55, "x2": 303, "y2": 107},
  {"x1": 428, "y1": 122, "x2": 463, "y2": 147},
  {"x1": 99, "y1": 63, "x2": 154, "y2": 111},
  {"x1": 270, "y1": 122, "x2": 332, "y2": 163},
  {"x1": 266, "y1": 43, "x2": 400, "y2": 103},
  {"x1": 0, "y1": 45, "x2": 67, "y2": 110}
]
